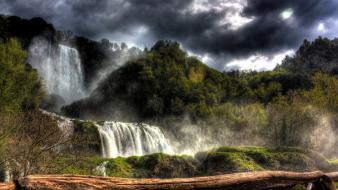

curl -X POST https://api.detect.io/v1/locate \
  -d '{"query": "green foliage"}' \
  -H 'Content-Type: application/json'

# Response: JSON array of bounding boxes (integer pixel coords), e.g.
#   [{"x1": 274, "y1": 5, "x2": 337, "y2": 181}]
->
[
  {"x1": 303, "y1": 73, "x2": 338, "y2": 112},
  {"x1": 282, "y1": 37, "x2": 338, "y2": 75},
  {"x1": 63, "y1": 40, "x2": 231, "y2": 119},
  {"x1": 207, "y1": 102, "x2": 267, "y2": 130},
  {"x1": 0, "y1": 38, "x2": 44, "y2": 113},
  {"x1": 54, "y1": 156, "x2": 105, "y2": 176},
  {"x1": 266, "y1": 95, "x2": 317, "y2": 148},
  {"x1": 72, "y1": 121, "x2": 101, "y2": 155}
]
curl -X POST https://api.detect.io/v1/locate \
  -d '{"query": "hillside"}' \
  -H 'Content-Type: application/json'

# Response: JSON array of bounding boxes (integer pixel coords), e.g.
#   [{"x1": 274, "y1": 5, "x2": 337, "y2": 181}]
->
[
  {"x1": 63, "y1": 40, "x2": 235, "y2": 119},
  {"x1": 281, "y1": 37, "x2": 338, "y2": 76}
]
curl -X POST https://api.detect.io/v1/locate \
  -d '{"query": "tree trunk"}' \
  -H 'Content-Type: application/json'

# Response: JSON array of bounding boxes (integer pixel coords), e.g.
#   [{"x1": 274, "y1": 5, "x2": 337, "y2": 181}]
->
[{"x1": 7, "y1": 171, "x2": 336, "y2": 190}]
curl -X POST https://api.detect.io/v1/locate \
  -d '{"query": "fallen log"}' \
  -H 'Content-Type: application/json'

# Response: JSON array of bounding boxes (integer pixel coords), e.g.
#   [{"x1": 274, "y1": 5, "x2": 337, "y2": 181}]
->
[
  {"x1": 10, "y1": 171, "x2": 338, "y2": 190},
  {"x1": 0, "y1": 171, "x2": 336, "y2": 190},
  {"x1": 0, "y1": 182, "x2": 15, "y2": 190}
]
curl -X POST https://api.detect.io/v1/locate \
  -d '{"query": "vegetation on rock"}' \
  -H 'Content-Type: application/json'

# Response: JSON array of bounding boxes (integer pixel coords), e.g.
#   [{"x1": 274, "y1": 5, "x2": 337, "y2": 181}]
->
[{"x1": 48, "y1": 147, "x2": 337, "y2": 178}]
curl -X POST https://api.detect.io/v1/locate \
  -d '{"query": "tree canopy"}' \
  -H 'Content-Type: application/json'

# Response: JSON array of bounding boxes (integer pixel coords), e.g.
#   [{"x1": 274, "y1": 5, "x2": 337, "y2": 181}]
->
[{"x1": 0, "y1": 38, "x2": 44, "y2": 113}]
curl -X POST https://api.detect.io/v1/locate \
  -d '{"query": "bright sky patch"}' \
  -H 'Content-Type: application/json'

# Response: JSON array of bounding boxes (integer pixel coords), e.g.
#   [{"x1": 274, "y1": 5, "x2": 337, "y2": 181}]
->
[{"x1": 280, "y1": 8, "x2": 294, "y2": 20}]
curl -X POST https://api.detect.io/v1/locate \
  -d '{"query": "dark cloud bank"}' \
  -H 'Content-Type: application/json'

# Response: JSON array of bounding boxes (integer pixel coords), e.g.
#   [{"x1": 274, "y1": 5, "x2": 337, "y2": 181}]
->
[{"x1": 1, "y1": 0, "x2": 338, "y2": 70}]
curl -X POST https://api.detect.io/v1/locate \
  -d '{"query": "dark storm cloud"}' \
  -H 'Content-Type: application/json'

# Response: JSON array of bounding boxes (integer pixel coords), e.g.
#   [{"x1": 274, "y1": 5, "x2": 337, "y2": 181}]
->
[
  {"x1": 1, "y1": 0, "x2": 338, "y2": 69},
  {"x1": 187, "y1": 0, "x2": 338, "y2": 56}
]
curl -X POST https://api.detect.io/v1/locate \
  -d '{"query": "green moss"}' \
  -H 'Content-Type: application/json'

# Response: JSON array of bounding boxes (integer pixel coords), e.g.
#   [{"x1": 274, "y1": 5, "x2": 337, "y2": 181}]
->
[
  {"x1": 52, "y1": 153, "x2": 197, "y2": 178},
  {"x1": 105, "y1": 157, "x2": 132, "y2": 177},
  {"x1": 48, "y1": 146, "x2": 329, "y2": 178},
  {"x1": 200, "y1": 146, "x2": 317, "y2": 175},
  {"x1": 53, "y1": 156, "x2": 106, "y2": 176},
  {"x1": 201, "y1": 152, "x2": 263, "y2": 175},
  {"x1": 125, "y1": 153, "x2": 197, "y2": 178}
]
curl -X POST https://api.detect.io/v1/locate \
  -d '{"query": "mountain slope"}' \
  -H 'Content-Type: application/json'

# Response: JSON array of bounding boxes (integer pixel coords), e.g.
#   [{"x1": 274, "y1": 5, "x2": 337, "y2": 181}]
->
[
  {"x1": 281, "y1": 37, "x2": 338, "y2": 75},
  {"x1": 63, "y1": 40, "x2": 238, "y2": 120}
]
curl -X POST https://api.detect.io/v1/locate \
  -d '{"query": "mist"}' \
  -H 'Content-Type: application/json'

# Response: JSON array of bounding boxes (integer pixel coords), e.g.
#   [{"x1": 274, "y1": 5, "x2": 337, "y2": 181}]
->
[{"x1": 162, "y1": 107, "x2": 338, "y2": 158}]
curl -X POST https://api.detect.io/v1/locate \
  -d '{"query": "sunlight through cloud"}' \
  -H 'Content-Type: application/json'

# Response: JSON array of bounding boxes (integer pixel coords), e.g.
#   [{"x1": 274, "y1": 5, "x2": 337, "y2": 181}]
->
[{"x1": 280, "y1": 8, "x2": 294, "y2": 20}]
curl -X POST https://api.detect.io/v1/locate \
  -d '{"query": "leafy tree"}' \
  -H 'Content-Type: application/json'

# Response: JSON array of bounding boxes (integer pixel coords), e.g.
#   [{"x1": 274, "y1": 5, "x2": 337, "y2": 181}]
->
[
  {"x1": 266, "y1": 95, "x2": 316, "y2": 148},
  {"x1": 303, "y1": 73, "x2": 338, "y2": 112},
  {"x1": 0, "y1": 38, "x2": 44, "y2": 113}
]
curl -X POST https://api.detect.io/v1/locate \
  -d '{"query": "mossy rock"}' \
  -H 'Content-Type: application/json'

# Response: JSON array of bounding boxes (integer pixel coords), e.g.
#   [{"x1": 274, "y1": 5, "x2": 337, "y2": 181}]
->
[
  {"x1": 199, "y1": 146, "x2": 318, "y2": 175},
  {"x1": 125, "y1": 153, "x2": 198, "y2": 178},
  {"x1": 105, "y1": 157, "x2": 133, "y2": 177},
  {"x1": 53, "y1": 156, "x2": 106, "y2": 176},
  {"x1": 56, "y1": 153, "x2": 198, "y2": 178},
  {"x1": 50, "y1": 146, "x2": 335, "y2": 178},
  {"x1": 200, "y1": 152, "x2": 263, "y2": 175}
]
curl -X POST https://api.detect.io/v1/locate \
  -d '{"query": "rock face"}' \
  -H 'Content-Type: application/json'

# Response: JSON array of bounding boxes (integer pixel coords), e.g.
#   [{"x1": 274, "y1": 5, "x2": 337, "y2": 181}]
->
[{"x1": 1, "y1": 171, "x2": 337, "y2": 190}]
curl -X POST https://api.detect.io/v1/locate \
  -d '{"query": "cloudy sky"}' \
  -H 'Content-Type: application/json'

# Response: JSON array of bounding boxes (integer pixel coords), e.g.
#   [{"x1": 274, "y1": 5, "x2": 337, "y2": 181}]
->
[{"x1": 1, "y1": 0, "x2": 338, "y2": 71}]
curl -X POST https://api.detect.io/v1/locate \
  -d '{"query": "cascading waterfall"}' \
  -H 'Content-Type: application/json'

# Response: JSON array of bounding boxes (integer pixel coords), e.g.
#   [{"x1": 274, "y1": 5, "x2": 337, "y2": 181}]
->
[
  {"x1": 29, "y1": 38, "x2": 85, "y2": 105},
  {"x1": 40, "y1": 110, "x2": 174, "y2": 158},
  {"x1": 97, "y1": 122, "x2": 174, "y2": 158}
]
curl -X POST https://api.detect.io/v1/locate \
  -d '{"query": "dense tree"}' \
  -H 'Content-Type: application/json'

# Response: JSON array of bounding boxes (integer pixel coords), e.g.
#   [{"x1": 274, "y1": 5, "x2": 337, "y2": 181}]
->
[
  {"x1": 302, "y1": 73, "x2": 338, "y2": 112},
  {"x1": 266, "y1": 95, "x2": 316, "y2": 148},
  {"x1": 0, "y1": 38, "x2": 44, "y2": 113},
  {"x1": 63, "y1": 41, "x2": 232, "y2": 119},
  {"x1": 281, "y1": 37, "x2": 338, "y2": 76}
]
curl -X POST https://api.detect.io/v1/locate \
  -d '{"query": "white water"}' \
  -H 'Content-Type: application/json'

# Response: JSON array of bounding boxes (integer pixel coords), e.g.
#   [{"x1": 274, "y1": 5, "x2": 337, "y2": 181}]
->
[
  {"x1": 97, "y1": 121, "x2": 174, "y2": 158},
  {"x1": 29, "y1": 39, "x2": 85, "y2": 105},
  {"x1": 94, "y1": 161, "x2": 108, "y2": 176},
  {"x1": 40, "y1": 110, "x2": 174, "y2": 158}
]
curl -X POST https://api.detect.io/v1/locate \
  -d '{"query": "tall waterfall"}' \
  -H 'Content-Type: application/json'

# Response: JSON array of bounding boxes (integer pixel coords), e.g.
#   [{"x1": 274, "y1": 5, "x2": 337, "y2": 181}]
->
[
  {"x1": 53, "y1": 44, "x2": 85, "y2": 103},
  {"x1": 97, "y1": 122, "x2": 174, "y2": 158},
  {"x1": 29, "y1": 38, "x2": 85, "y2": 105}
]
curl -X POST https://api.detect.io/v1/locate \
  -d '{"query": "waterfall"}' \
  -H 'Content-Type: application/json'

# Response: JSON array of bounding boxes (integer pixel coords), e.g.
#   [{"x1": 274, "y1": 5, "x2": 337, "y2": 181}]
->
[
  {"x1": 52, "y1": 44, "x2": 85, "y2": 103},
  {"x1": 29, "y1": 38, "x2": 85, "y2": 105},
  {"x1": 39, "y1": 110, "x2": 174, "y2": 158},
  {"x1": 97, "y1": 122, "x2": 174, "y2": 158}
]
